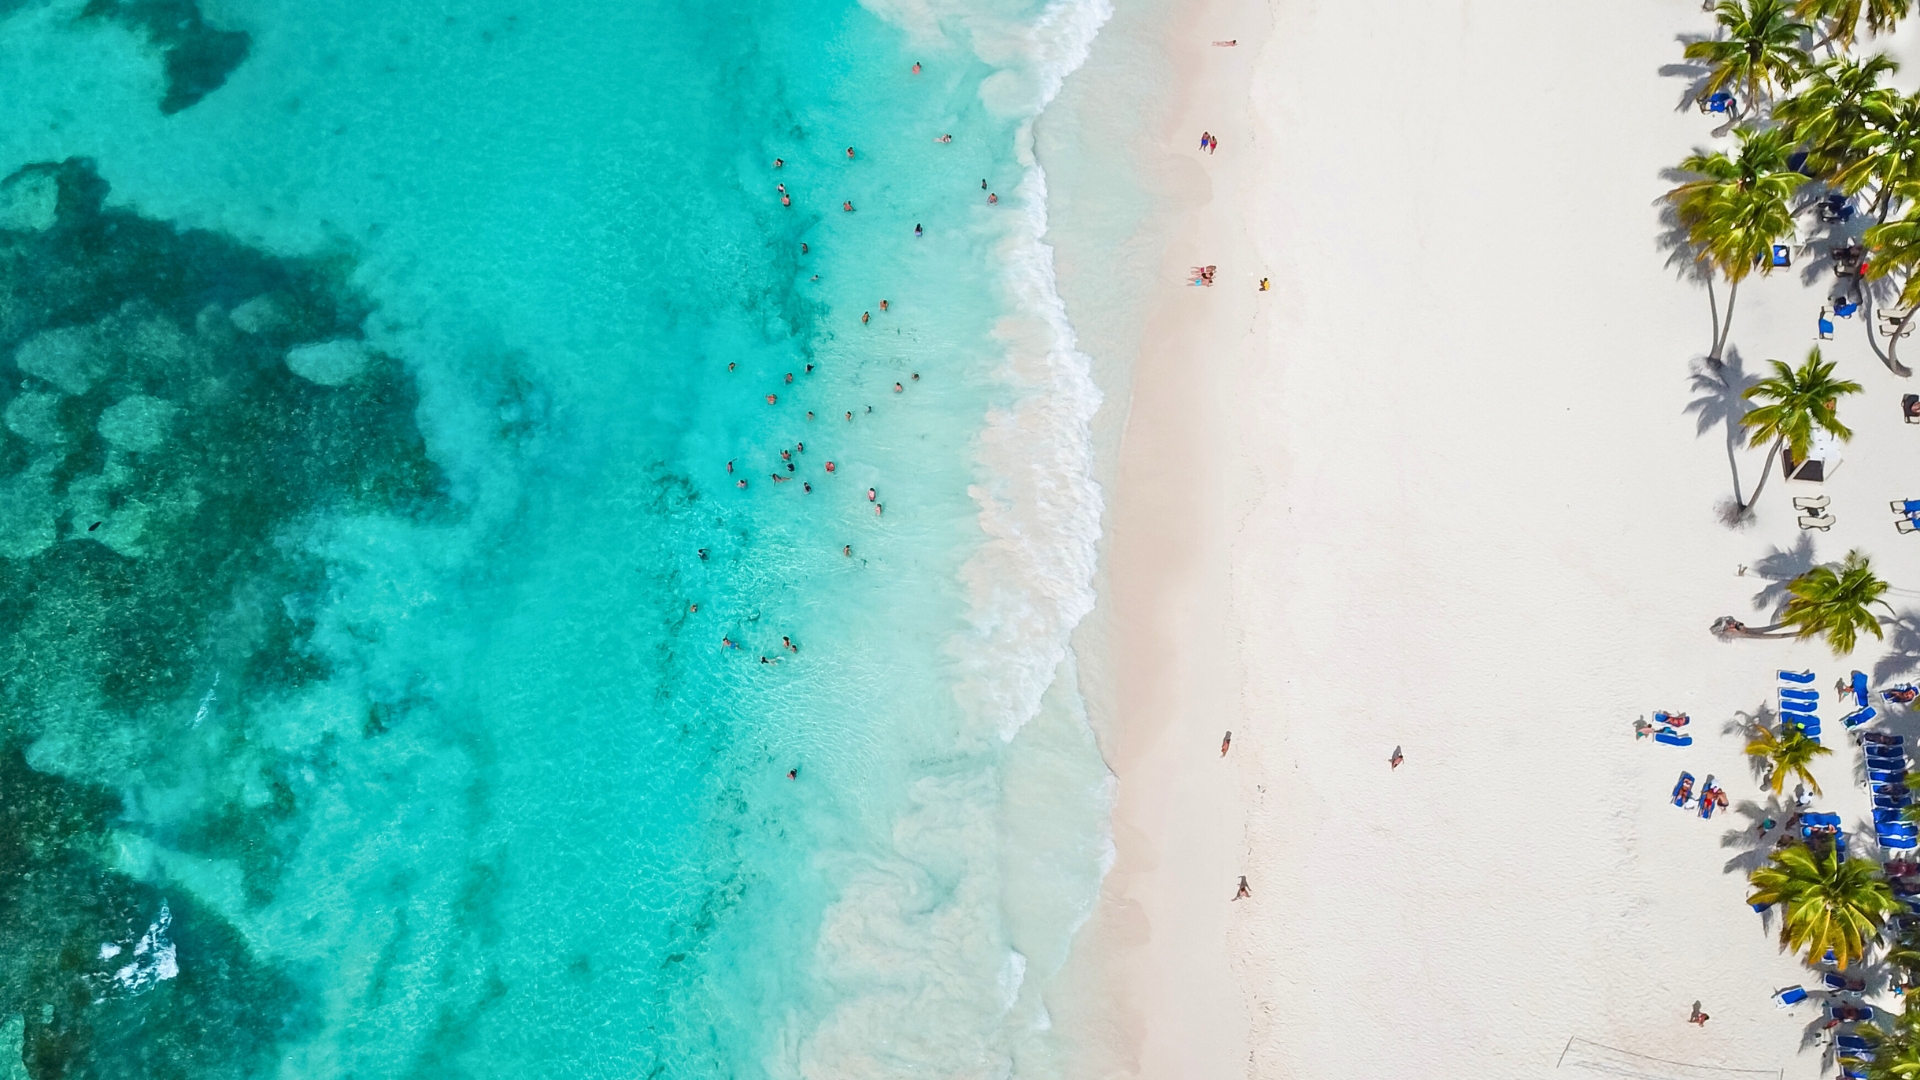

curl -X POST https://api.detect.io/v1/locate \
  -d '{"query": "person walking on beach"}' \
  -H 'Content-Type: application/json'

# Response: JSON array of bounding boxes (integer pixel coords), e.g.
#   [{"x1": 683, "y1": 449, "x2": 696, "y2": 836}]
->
[
  {"x1": 1220, "y1": 731, "x2": 1232, "y2": 757},
  {"x1": 1688, "y1": 1002, "x2": 1709, "y2": 1026},
  {"x1": 1390, "y1": 745, "x2": 1404, "y2": 769},
  {"x1": 1232, "y1": 877, "x2": 1251, "y2": 901},
  {"x1": 1200, "y1": 131, "x2": 1211, "y2": 151}
]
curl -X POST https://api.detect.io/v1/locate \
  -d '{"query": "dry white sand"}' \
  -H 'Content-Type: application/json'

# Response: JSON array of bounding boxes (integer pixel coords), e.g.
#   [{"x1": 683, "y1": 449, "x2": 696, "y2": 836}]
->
[{"x1": 1040, "y1": 0, "x2": 1920, "y2": 1077}]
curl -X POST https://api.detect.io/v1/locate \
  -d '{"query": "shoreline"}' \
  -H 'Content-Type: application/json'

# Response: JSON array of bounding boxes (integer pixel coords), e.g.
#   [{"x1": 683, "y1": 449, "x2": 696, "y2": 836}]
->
[{"x1": 1043, "y1": 0, "x2": 1920, "y2": 1076}]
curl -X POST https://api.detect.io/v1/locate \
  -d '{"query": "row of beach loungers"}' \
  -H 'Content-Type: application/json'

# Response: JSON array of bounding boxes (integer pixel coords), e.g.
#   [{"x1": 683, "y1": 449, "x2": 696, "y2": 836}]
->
[
  {"x1": 1753, "y1": 671, "x2": 1920, "y2": 1070},
  {"x1": 1779, "y1": 669, "x2": 1879, "y2": 741}
]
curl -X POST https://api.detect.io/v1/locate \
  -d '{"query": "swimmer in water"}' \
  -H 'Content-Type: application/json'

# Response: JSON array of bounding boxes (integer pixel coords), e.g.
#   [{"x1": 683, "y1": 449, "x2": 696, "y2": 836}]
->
[
  {"x1": 774, "y1": 158, "x2": 784, "y2": 168},
  {"x1": 800, "y1": 242, "x2": 808, "y2": 253},
  {"x1": 727, "y1": 362, "x2": 736, "y2": 371},
  {"x1": 846, "y1": 147, "x2": 855, "y2": 159},
  {"x1": 777, "y1": 183, "x2": 786, "y2": 193},
  {"x1": 893, "y1": 383, "x2": 903, "y2": 393},
  {"x1": 781, "y1": 449, "x2": 791, "y2": 461},
  {"x1": 781, "y1": 194, "x2": 791, "y2": 206},
  {"x1": 784, "y1": 372, "x2": 793, "y2": 383},
  {"x1": 727, "y1": 460, "x2": 734, "y2": 474},
  {"x1": 843, "y1": 545, "x2": 852, "y2": 556},
  {"x1": 783, "y1": 636, "x2": 796, "y2": 652},
  {"x1": 867, "y1": 488, "x2": 877, "y2": 501},
  {"x1": 806, "y1": 410, "x2": 815, "y2": 419},
  {"x1": 766, "y1": 393, "x2": 778, "y2": 404},
  {"x1": 875, "y1": 504, "x2": 883, "y2": 516},
  {"x1": 788, "y1": 768, "x2": 798, "y2": 779},
  {"x1": 914, "y1": 224, "x2": 923, "y2": 237},
  {"x1": 737, "y1": 479, "x2": 748, "y2": 489},
  {"x1": 803, "y1": 482, "x2": 812, "y2": 492},
  {"x1": 795, "y1": 442, "x2": 803, "y2": 452},
  {"x1": 690, "y1": 603, "x2": 698, "y2": 613},
  {"x1": 698, "y1": 548, "x2": 709, "y2": 559},
  {"x1": 861, "y1": 311, "x2": 870, "y2": 324},
  {"x1": 912, "y1": 61, "x2": 921, "y2": 73},
  {"x1": 911, "y1": 373, "x2": 919, "y2": 381},
  {"x1": 806, "y1": 364, "x2": 815, "y2": 373},
  {"x1": 825, "y1": 461, "x2": 836, "y2": 472},
  {"x1": 879, "y1": 299, "x2": 888, "y2": 311},
  {"x1": 843, "y1": 201, "x2": 854, "y2": 212},
  {"x1": 845, "y1": 411, "x2": 853, "y2": 421},
  {"x1": 988, "y1": 192, "x2": 997, "y2": 204},
  {"x1": 722, "y1": 636, "x2": 735, "y2": 648},
  {"x1": 937, "y1": 134, "x2": 951, "y2": 143}
]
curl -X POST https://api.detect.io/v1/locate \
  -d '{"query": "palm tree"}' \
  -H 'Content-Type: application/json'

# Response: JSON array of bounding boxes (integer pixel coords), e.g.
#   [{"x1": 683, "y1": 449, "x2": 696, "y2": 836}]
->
[
  {"x1": 1849, "y1": 1004, "x2": 1920, "y2": 1078},
  {"x1": 1864, "y1": 190, "x2": 1920, "y2": 370},
  {"x1": 1747, "y1": 841, "x2": 1898, "y2": 969},
  {"x1": 1746, "y1": 721, "x2": 1833, "y2": 794},
  {"x1": 1668, "y1": 127, "x2": 1804, "y2": 364},
  {"x1": 1737, "y1": 347, "x2": 1861, "y2": 512},
  {"x1": 1774, "y1": 53, "x2": 1898, "y2": 179},
  {"x1": 1778, "y1": 549, "x2": 1892, "y2": 654},
  {"x1": 1687, "y1": 0, "x2": 1812, "y2": 109},
  {"x1": 1796, "y1": 0, "x2": 1914, "y2": 48},
  {"x1": 1883, "y1": 918, "x2": 1920, "y2": 981},
  {"x1": 1831, "y1": 89, "x2": 1920, "y2": 219}
]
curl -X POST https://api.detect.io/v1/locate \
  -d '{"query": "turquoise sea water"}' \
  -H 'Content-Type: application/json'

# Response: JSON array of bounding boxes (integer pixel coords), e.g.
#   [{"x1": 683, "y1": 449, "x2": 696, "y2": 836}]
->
[{"x1": 0, "y1": 0, "x2": 1114, "y2": 1074}]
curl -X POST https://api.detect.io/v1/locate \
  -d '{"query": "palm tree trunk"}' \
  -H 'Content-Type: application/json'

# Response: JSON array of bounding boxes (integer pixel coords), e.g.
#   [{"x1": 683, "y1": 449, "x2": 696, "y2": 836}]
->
[
  {"x1": 1862, "y1": 295, "x2": 1913, "y2": 377},
  {"x1": 1710, "y1": 275, "x2": 1740, "y2": 365},
  {"x1": 1742, "y1": 434, "x2": 1784, "y2": 513},
  {"x1": 1890, "y1": 307, "x2": 1917, "y2": 378}
]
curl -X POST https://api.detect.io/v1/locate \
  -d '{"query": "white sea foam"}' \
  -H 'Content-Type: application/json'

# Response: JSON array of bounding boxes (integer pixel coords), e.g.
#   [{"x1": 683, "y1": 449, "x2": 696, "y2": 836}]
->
[
  {"x1": 111, "y1": 901, "x2": 178, "y2": 994},
  {"x1": 789, "y1": 0, "x2": 1115, "y2": 1077},
  {"x1": 190, "y1": 672, "x2": 219, "y2": 729}
]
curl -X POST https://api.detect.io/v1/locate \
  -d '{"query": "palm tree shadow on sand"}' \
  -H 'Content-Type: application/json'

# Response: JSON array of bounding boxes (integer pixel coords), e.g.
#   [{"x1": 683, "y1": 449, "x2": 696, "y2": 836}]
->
[
  {"x1": 1721, "y1": 797, "x2": 1785, "y2": 876},
  {"x1": 1685, "y1": 349, "x2": 1761, "y2": 525},
  {"x1": 1726, "y1": 705, "x2": 1778, "y2": 788},
  {"x1": 1748, "y1": 534, "x2": 1819, "y2": 617},
  {"x1": 1874, "y1": 610, "x2": 1920, "y2": 684},
  {"x1": 1659, "y1": 56, "x2": 1737, "y2": 135}
]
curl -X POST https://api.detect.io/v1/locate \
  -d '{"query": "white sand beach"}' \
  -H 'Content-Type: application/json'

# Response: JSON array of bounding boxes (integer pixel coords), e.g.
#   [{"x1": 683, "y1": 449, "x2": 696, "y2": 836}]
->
[{"x1": 1042, "y1": 0, "x2": 1920, "y2": 1076}]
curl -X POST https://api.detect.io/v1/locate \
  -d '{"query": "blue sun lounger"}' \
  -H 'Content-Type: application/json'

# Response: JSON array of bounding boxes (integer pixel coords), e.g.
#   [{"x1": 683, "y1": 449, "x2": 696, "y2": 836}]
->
[
  {"x1": 1782, "y1": 688, "x2": 1819, "y2": 702},
  {"x1": 1853, "y1": 671, "x2": 1870, "y2": 706},
  {"x1": 1776, "y1": 985, "x2": 1809, "y2": 1007},
  {"x1": 1839, "y1": 1034, "x2": 1873, "y2": 1052},
  {"x1": 1892, "y1": 834, "x2": 1920, "y2": 849},
  {"x1": 1872, "y1": 770, "x2": 1907, "y2": 784},
  {"x1": 1837, "y1": 299, "x2": 1861, "y2": 318},
  {"x1": 1845, "y1": 706, "x2": 1878, "y2": 728},
  {"x1": 1780, "y1": 669, "x2": 1817, "y2": 683},
  {"x1": 1868, "y1": 747, "x2": 1905, "y2": 762},
  {"x1": 1654, "y1": 730, "x2": 1692, "y2": 747}
]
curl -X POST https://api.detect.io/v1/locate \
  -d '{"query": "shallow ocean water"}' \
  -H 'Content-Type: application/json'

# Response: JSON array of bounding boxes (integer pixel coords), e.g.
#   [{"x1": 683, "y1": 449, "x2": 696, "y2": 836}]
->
[{"x1": 0, "y1": 0, "x2": 1114, "y2": 1075}]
